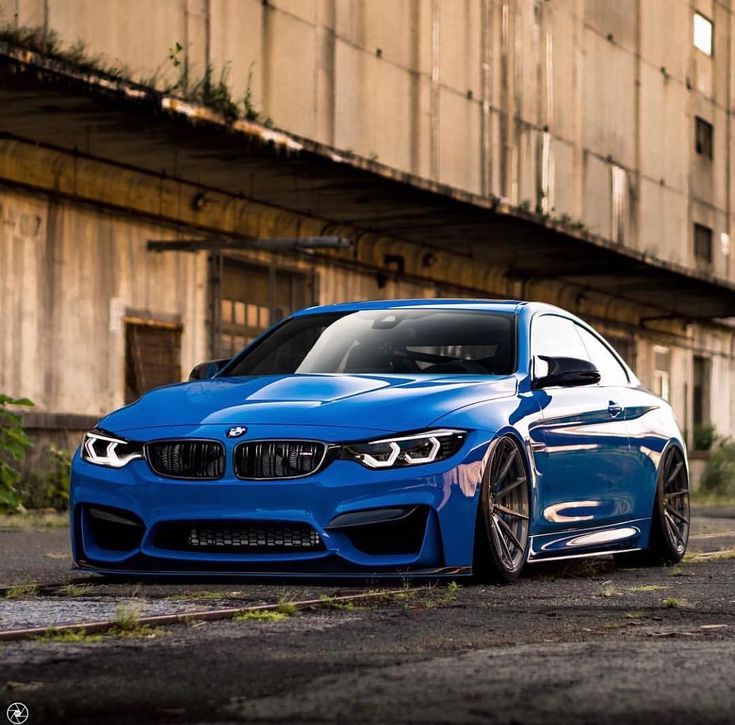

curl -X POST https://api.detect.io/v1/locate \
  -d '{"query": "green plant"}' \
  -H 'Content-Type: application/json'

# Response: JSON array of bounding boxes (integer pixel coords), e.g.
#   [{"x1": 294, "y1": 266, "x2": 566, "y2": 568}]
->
[
  {"x1": 59, "y1": 583, "x2": 93, "y2": 597},
  {"x1": 115, "y1": 603, "x2": 143, "y2": 630},
  {"x1": 693, "y1": 422, "x2": 718, "y2": 452},
  {"x1": 44, "y1": 446, "x2": 71, "y2": 509},
  {"x1": 4, "y1": 582, "x2": 38, "y2": 599},
  {"x1": 236, "y1": 609, "x2": 289, "y2": 623},
  {"x1": 242, "y1": 64, "x2": 274, "y2": 127},
  {"x1": 662, "y1": 597, "x2": 688, "y2": 609},
  {"x1": 276, "y1": 599, "x2": 298, "y2": 615},
  {"x1": 36, "y1": 628, "x2": 103, "y2": 643},
  {"x1": 188, "y1": 63, "x2": 240, "y2": 121},
  {"x1": 0, "y1": 394, "x2": 34, "y2": 509},
  {"x1": 700, "y1": 439, "x2": 735, "y2": 496}
]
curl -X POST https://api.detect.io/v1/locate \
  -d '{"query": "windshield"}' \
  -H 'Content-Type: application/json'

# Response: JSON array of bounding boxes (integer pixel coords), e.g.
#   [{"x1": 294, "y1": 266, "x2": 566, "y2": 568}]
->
[{"x1": 223, "y1": 309, "x2": 516, "y2": 376}]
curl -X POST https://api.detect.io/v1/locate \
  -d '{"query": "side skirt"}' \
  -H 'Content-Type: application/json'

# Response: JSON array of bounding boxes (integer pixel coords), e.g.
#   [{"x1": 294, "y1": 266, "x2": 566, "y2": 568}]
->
[{"x1": 527, "y1": 518, "x2": 649, "y2": 563}]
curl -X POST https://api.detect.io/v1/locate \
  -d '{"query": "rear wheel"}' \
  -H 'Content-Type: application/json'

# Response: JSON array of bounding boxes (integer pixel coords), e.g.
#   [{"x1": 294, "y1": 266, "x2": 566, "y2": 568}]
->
[
  {"x1": 615, "y1": 446, "x2": 689, "y2": 567},
  {"x1": 474, "y1": 436, "x2": 531, "y2": 582}
]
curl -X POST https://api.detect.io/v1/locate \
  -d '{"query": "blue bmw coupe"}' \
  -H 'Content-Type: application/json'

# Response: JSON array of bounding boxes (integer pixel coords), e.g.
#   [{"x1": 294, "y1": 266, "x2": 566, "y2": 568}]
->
[{"x1": 71, "y1": 299, "x2": 689, "y2": 581}]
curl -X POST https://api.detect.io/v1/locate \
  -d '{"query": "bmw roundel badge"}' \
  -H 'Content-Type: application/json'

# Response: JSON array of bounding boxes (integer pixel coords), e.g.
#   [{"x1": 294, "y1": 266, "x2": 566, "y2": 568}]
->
[{"x1": 227, "y1": 426, "x2": 248, "y2": 438}]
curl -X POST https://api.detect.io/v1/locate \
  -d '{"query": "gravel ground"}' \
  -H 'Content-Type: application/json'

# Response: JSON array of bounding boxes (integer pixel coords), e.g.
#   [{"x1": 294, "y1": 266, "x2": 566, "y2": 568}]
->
[{"x1": 0, "y1": 509, "x2": 734, "y2": 724}]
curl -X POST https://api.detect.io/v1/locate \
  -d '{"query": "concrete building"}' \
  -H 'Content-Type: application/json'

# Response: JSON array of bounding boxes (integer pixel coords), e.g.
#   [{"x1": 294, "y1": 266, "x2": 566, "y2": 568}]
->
[{"x1": 1, "y1": 0, "x2": 734, "y2": 477}]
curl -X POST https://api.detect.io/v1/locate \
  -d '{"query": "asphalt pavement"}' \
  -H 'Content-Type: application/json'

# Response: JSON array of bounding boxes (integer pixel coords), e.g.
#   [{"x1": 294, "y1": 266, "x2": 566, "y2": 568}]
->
[{"x1": 1, "y1": 508, "x2": 734, "y2": 724}]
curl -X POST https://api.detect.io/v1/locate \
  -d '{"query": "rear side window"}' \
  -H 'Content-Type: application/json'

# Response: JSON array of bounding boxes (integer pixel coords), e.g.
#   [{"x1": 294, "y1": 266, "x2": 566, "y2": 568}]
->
[
  {"x1": 531, "y1": 314, "x2": 630, "y2": 387},
  {"x1": 575, "y1": 326, "x2": 629, "y2": 386},
  {"x1": 531, "y1": 315, "x2": 588, "y2": 361}
]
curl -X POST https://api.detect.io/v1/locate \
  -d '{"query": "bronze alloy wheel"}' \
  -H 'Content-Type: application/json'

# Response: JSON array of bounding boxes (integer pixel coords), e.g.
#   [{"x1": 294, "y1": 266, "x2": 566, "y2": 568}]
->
[{"x1": 475, "y1": 436, "x2": 531, "y2": 582}]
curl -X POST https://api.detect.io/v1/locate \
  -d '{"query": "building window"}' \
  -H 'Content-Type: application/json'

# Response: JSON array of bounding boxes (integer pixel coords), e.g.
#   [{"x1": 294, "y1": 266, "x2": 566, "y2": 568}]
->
[
  {"x1": 125, "y1": 320, "x2": 182, "y2": 404},
  {"x1": 610, "y1": 164, "x2": 627, "y2": 244},
  {"x1": 695, "y1": 117, "x2": 713, "y2": 158},
  {"x1": 694, "y1": 223, "x2": 713, "y2": 263},
  {"x1": 692, "y1": 355, "x2": 711, "y2": 428},
  {"x1": 653, "y1": 345, "x2": 671, "y2": 401},
  {"x1": 693, "y1": 12, "x2": 713, "y2": 56},
  {"x1": 215, "y1": 259, "x2": 309, "y2": 358}
]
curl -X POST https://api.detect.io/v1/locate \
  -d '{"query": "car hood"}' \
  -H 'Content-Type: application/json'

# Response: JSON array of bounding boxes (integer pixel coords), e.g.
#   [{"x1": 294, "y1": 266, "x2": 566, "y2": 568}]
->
[{"x1": 100, "y1": 373, "x2": 517, "y2": 436}]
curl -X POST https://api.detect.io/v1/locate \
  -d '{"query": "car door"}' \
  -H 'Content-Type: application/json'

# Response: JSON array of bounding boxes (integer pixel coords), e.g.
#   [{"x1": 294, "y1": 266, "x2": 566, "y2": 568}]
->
[{"x1": 529, "y1": 314, "x2": 634, "y2": 535}]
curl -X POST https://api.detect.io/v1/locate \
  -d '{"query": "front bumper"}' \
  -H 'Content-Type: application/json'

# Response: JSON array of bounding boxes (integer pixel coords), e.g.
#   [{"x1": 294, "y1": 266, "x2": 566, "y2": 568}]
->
[{"x1": 70, "y1": 429, "x2": 489, "y2": 577}]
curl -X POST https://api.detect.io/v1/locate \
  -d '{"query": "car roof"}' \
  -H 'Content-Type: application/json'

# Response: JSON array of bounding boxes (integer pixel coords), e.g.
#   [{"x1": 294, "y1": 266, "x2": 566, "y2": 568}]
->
[
  {"x1": 290, "y1": 298, "x2": 583, "y2": 318},
  {"x1": 293, "y1": 298, "x2": 529, "y2": 316}
]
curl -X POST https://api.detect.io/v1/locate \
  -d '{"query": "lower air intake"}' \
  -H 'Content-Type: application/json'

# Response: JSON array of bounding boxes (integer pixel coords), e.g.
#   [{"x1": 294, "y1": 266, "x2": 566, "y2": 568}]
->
[{"x1": 153, "y1": 521, "x2": 324, "y2": 553}]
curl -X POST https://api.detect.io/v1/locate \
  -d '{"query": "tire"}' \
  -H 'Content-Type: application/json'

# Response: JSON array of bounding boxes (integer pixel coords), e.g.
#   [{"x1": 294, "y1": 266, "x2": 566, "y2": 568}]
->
[
  {"x1": 615, "y1": 446, "x2": 689, "y2": 567},
  {"x1": 474, "y1": 435, "x2": 531, "y2": 583}
]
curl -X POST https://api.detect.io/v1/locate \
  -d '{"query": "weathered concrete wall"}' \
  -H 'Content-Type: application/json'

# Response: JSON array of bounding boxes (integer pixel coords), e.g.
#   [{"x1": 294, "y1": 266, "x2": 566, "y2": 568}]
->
[
  {"x1": 1, "y1": 148, "x2": 734, "y2": 444},
  {"x1": 1, "y1": 0, "x2": 733, "y2": 284}
]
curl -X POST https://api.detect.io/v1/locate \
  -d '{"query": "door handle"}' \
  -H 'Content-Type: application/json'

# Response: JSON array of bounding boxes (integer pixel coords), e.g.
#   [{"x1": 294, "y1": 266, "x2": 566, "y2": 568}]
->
[{"x1": 608, "y1": 402, "x2": 623, "y2": 419}]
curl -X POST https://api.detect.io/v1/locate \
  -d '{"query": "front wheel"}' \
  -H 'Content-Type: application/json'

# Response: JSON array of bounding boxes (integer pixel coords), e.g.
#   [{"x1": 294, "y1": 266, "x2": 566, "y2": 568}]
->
[
  {"x1": 615, "y1": 446, "x2": 690, "y2": 567},
  {"x1": 474, "y1": 436, "x2": 531, "y2": 583}
]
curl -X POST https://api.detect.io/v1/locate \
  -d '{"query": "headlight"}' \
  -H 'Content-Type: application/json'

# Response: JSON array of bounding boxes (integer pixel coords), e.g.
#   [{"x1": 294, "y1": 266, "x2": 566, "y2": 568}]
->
[
  {"x1": 341, "y1": 429, "x2": 466, "y2": 469},
  {"x1": 81, "y1": 428, "x2": 144, "y2": 468}
]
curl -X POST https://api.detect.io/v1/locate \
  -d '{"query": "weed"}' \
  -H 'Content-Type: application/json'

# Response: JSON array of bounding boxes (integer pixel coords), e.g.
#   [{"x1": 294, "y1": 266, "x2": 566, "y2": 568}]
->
[
  {"x1": 170, "y1": 590, "x2": 228, "y2": 602},
  {"x1": 114, "y1": 602, "x2": 143, "y2": 630},
  {"x1": 0, "y1": 25, "x2": 130, "y2": 78},
  {"x1": 242, "y1": 63, "x2": 274, "y2": 127},
  {"x1": 662, "y1": 597, "x2": 689, "y2": 609},
  {"x1": 628, "y1": 584, "x2": 669, "y2": 593},
  {"x1": 4, "y1": 583, "x2": 38, "y2": 599},
  {"x1": 36, "y1": 628, "x2": 102, "y2": 643},
  {"x1": 235, "y1": 609, "x2": 289, "y2": 623},
  {"x1": 319, "y1": 596, "x2": 355, "y2": 612},
  {"x1": 187, "y1": 63, "x2": 240, "y2": 121},
  {"x1": 59, "y1": 583, "x2": 93, "y2": 597},
  {"x1": 599, "y1": 581, "x2": 621, "y2": 598},
  {"x1": 111, "y1": 624, "x2": 164, "y2": 639},
  {"x1": 440, "y1": 580, "x2": 462, "y2": 604},
  {"x1": 625, "y1": 611, "x2": 646, "y2": 619},
  {"x1": 685, "y1": 549, "x2": 735, "y2": 563},
  {"x1": 276, "y1": 599, "x2": 298, "y2": 616},
  {"x1": 0, "y1": 393, "x2": 33, "y2": 510}
]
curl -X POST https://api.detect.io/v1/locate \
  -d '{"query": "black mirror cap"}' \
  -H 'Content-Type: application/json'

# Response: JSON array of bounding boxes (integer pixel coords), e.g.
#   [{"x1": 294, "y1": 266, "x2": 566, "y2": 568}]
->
[
  {"x1": 188, "y1": 358, "x2": 231, "y2": 381},
  {"x1": 533, "y1": 355, "x2": 601, "y2": 389}
]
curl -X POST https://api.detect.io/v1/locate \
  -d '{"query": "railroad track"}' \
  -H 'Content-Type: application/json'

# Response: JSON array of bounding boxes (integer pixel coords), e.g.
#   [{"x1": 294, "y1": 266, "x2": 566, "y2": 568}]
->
[{"x1": 0, "y1": 586, "x2": 430, "y2": 642}]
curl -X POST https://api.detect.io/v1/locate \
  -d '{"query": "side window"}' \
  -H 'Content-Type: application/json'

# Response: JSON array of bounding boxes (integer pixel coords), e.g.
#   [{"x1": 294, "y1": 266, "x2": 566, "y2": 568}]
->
[
  {"x1": 531, "y1": 315, "x2": 589, "y2": 362},
  {"x1": 575, "y1": 326, "x2": 629, "y2": 386}
]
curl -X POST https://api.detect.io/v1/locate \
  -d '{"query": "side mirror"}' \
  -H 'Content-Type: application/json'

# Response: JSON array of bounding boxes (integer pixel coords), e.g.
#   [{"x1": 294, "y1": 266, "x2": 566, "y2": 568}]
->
[
  {"x1": 533, "y1": 355, "x2": 601, "y2": 389},
  {"x1": 188, "y1": 358, "x2": 231, "y2": 381}
]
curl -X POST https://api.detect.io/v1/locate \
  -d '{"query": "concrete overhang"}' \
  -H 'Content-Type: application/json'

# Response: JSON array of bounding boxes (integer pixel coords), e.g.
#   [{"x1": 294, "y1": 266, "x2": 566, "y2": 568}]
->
[{"x1": 1, "y1": 42, "x2": 734, "y2": 320}]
